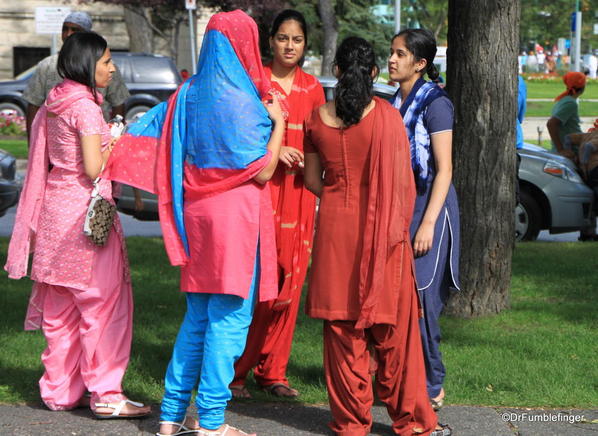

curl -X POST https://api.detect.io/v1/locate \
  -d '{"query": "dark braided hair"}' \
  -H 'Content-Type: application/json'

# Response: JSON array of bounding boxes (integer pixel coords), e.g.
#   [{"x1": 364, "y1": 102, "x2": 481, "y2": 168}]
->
[
  {"x1": 334, "y1": 36, "x2": 378, "y2": 128},
  {"x1": 392, "y1": 28, "x2": 439, "y2": 81}
]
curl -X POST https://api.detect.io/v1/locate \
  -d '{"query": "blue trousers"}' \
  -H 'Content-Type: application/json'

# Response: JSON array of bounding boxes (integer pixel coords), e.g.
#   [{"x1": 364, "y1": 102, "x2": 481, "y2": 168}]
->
[
  {"x1": 160, "y1": 256, "x2": 259, "y2": 429},
  {"x1": 418, "y1": 228, "x2": 451, "y2": 399}
]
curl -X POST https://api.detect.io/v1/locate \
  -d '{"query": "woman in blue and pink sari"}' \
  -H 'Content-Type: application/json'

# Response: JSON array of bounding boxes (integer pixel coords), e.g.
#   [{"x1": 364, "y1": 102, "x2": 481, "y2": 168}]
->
[{"x1": 106, "y1": 10, "x2": 284, "y2": 436}]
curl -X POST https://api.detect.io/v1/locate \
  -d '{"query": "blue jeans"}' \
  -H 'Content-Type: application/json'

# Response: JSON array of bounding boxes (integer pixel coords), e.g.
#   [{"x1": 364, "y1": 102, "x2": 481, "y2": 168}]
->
[{"x1": 160, "y1": 256, "x2": 259, "y2": 429}]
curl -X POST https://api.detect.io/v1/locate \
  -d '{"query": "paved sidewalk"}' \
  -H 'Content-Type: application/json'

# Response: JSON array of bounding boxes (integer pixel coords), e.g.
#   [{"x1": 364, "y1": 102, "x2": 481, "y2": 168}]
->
[
  {"x1": 0, "y1": 402, "x2": 595, "y2": 435},
  {"x1": 522, "y1": 116, "x2": 595, "y2": 142}
]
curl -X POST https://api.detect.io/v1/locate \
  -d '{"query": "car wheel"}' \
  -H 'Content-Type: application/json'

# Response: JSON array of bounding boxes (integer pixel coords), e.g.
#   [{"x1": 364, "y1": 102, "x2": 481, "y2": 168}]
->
[
  {"x1": 125, "y1": 105, "x2": 152, "y2": 124},
  {"x1": 0, "y1": 101, "x2": 25, "y2": 118},
  {"x1": 515, "y1": 190, "x2": 541, "y2": 241}
]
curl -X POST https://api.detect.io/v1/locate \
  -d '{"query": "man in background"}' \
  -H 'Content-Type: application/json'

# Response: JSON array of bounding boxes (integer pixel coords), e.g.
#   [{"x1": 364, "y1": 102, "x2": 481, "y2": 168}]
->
[{"x1": 23, "y1": 11, "x2": 129, "y2": 137}]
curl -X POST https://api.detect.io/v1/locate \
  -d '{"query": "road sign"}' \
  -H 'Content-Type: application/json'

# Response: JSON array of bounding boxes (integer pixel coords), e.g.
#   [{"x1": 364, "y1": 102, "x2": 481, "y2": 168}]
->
[
  {"x1": 185, "y1": 0, "x2": 196, "y2": 10},
  {"x1": 35, "y1": 7, "x2": 71, "y2": 34}
]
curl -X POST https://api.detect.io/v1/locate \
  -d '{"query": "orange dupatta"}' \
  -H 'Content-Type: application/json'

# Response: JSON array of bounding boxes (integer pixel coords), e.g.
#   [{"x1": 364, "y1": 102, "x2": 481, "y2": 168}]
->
[{"x1": 266, "y1": 65, "x2": 325, "y2": 310}]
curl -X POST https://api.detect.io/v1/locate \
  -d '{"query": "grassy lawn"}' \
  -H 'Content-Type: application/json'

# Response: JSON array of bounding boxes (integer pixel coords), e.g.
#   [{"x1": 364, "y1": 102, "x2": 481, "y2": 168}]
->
[
  {"x1": 0, "y1": 237, "x2": 596, "y2": 408},
  {"x1": 526, "y1": 100, "x2": 598, "y2": 118},
  {"x1": 524, "y1": 79, "x2": 597, "y2": 118},
  {"x1": 0, "y1": 139, "x2": 27, "y2": 159},
  {"x1": 525, "y1": 79, "x2": 598, "y2": 100}
]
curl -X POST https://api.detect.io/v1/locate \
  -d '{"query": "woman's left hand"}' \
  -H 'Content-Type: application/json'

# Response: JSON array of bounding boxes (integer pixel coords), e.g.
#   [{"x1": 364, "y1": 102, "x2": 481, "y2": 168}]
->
[{"x1": 413, "y1": 222, "x2": 435, "y2": 257}]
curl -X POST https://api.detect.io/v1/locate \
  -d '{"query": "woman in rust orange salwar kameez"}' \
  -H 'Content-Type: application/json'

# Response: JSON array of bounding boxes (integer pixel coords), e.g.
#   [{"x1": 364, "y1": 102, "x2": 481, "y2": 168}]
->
[{"x1": 304, "y1": 37, "x2": 449, "y2": 436}]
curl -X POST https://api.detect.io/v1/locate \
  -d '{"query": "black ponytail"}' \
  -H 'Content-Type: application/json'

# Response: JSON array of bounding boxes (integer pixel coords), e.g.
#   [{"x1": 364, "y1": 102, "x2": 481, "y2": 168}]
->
[
  {"x1": 393, "y1": 28, "x2": 438, "y2": 81},
  {"x1": 427, "y1": 62, "x2": 440, "y2": 81},
  {"x1": 334, "y1": 37, "x2": 378, "y2": 128}
]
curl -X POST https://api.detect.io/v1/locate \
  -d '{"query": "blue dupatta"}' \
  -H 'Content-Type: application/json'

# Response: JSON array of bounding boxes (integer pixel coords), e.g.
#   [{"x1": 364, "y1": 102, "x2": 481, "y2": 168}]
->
[{"x1": 390, "y1": 78, "x2": 448, "y2": 193}]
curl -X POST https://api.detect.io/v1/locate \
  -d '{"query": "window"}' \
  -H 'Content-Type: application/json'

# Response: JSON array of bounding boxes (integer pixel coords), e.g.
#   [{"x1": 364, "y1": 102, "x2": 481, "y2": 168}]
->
[{"x1": 13, "y1": 47, "x2": 50, "y2": 77}]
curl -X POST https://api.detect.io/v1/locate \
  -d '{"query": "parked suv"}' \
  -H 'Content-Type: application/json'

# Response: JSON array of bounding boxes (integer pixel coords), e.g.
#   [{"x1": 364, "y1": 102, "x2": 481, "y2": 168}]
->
[
  {"x1": 0, "y1": 53, "x2": 181, "y2": 122},
  {"x1": 111, "y1": 52, "x2": 181, "y2": 122}
]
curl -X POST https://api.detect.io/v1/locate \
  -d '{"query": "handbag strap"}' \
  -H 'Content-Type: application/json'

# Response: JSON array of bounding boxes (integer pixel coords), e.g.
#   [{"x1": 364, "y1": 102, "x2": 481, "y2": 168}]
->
[{"x1": 90, "y1": 163, "x2": 106, "y2": 198}]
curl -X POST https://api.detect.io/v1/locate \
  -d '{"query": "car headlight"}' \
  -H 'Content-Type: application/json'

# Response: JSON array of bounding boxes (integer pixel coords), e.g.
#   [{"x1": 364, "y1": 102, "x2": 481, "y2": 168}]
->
[{"x1": 543, "y1": 160, "x2": 584, "y2": 184}]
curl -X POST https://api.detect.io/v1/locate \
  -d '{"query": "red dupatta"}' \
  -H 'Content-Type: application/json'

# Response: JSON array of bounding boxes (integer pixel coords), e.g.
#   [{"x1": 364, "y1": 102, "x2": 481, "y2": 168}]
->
[
  {"x1": 355, "y1": 97, "x2": 416, "y2": 329},
  {"x1": 266, "y1": 65, "x2": 325, "y2": 309}
]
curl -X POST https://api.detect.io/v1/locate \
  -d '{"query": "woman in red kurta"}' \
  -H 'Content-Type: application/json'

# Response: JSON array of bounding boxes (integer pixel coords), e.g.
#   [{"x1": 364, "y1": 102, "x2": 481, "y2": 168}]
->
[
  {"x1": 304, "y1": 37, "x2": 449, "y2": 436},
  {"x1": 231, "y1": 9, "x2": 325, "y2": 399}
]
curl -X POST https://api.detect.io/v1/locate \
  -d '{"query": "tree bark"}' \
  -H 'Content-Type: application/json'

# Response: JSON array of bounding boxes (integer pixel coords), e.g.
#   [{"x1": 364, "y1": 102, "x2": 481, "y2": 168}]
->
[
  {"x1": 123, "y1": 4, "x2": 153, "y2": 53},
  {"x1": 318, "y1": 0, "x2": 338, "y2": 76},
  {"x1": 445, "y1": 0, "x2": 520, "y2": 317}
]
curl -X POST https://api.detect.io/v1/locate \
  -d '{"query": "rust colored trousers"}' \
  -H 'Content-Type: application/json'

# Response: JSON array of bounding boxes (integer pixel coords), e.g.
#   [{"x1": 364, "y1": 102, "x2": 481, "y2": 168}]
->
[{"x1": 323, "y1": 287, "x2": 438, "y2": 436}]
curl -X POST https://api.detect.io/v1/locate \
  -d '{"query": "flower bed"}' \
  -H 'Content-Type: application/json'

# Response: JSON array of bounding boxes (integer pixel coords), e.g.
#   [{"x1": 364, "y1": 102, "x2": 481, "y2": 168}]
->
[{"x1": 0, "y1": 112, "x2": 26, "y2": 136}]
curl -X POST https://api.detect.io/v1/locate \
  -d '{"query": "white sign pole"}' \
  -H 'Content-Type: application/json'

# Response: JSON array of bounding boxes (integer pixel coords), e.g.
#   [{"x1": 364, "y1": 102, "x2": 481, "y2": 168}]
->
[
  {"x1": 574, "y1": 11, "x2": 582, "y2": 72},
  {"x1": 185, "y1": 0, "x2": 197, "y2": 74}
]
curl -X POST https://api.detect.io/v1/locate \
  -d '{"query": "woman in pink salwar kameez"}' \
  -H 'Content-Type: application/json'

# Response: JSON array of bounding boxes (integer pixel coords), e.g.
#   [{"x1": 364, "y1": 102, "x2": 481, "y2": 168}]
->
[{"x1": 4, "y1": 32, "x2": 150, "y2": 419}]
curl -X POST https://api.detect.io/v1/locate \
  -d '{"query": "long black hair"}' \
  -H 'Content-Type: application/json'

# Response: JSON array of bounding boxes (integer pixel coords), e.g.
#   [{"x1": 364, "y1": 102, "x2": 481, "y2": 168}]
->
[
  {"x1": 334, "y1": 36, "x2": 378, "y2": 128},
  {"x1": 392, "y1": 28, "x2": 439, "y2": 81},
  {"x1": 270, "y1": 9, "x2": 308, "y2": 43},
  {"x1": 57, "y1": 31, "x2": 107, "y2": 103}
]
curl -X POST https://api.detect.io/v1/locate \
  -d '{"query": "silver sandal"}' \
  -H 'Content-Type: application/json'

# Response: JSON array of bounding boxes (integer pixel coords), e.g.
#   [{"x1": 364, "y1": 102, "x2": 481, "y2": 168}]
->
[{"x1": 156, "y1": 417, "x2": 199, "y2": 436}]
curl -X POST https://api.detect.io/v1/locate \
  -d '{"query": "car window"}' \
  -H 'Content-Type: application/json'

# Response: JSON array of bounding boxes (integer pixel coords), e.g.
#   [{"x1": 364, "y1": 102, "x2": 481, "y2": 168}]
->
[
  {"x1": 112, "y1": 56, "x2": 132, "y2": 82},
  {"x1": 129, "y1": 58, "x2": 178, "y2": 84},
  {"x1": 321, "y1": 84, "x2": 395, "y2": 102}
]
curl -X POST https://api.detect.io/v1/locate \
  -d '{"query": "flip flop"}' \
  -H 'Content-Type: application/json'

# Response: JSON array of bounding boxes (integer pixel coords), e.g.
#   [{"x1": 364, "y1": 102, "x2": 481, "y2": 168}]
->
[
  {"x1": 431, "y1": 397, "x2": 444, "y2": 411},
  {"x1": 230, "y1": 385, "x2": 252, "y2": 399},
  {"x1": 261, "y1": 383, "x2": 299, "y2": 398},
  {"x1": 430, "y1": 424, "x2": 452, "y2": 436}
]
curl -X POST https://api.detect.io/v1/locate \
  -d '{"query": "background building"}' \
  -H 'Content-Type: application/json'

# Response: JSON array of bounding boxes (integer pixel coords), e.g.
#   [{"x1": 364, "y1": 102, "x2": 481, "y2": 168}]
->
[{"x1": 0, "y1": 0, "x2": 208, "y2": 80}]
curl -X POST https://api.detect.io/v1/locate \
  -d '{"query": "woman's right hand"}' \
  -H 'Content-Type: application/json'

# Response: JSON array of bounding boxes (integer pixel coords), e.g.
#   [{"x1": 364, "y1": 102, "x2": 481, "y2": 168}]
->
[
  {"x1": 264, "y1": 94, "x2": 284, "y2": 125},
  {"x1": 279, "y1": 146, "x2": 304, "y2": 168}
]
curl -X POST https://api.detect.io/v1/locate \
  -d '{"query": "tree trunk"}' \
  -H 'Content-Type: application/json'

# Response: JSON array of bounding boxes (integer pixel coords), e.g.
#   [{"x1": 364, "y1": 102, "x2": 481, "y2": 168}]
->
[
  {"x1": 445, "y1": 0, "x2": 520, "y2": 317},
  {"x1": 123, "y1": 5, "x2": 153, "y2": 53},
  {"x1": 318, "y1": 0, "x2": 338, "y2": 76}
]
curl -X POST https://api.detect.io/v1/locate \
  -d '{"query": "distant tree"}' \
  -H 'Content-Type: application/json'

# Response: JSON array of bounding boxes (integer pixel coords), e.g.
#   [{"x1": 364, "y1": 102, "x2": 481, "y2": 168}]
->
[
  {"x1": 445, "y1": 0, "x2": 519, "y2": 317},
  {"x1": 317, "y1": 0, "x2": 338, "y2": 75},
  {"x1": 403, "y1": 0, "x2": 449, "y2": 43},
  {"x1": 202, "y1": 0, "x2": 286, "y2": 56},
  {"x1": 520, "y1": 0, "x2": 596, "y2": 52},
  {"x1": 84, "y1": 0, "x2": 187, "y2": 61},
  {"x1": 86, "y1": 0, "x2": 286, "y2": 61}
]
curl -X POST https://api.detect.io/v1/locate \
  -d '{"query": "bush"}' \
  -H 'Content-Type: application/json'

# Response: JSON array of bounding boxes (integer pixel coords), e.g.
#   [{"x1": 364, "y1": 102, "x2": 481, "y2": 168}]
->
[{"x1": 0, "y1": 113, "x2": 26, "y2": 136}]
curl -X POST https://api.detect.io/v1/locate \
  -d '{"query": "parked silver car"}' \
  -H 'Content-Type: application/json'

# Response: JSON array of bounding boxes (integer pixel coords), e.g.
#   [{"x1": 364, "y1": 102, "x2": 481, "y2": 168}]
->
[
  {"x1": 117, "y1": 79, "x2": 596, "y2": 242},
  {"x1": 516, "y1": 143, "x2": 594, "y2": 241}
]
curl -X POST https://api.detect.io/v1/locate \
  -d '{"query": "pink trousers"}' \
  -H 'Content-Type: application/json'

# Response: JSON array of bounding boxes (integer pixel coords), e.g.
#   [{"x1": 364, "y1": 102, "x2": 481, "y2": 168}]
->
[{"x1": 37, "y1": 232, "x2": 133, "y2": 411}]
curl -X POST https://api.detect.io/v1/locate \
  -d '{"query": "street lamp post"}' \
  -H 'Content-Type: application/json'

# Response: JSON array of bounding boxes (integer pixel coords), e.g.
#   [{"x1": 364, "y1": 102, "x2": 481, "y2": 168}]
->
[
  {"x1": 574, "y1": 0, "x2": 582, "y2": 72},
  {"x1": 394, "y1": 0, "x2": 401, "y2": 34}
]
